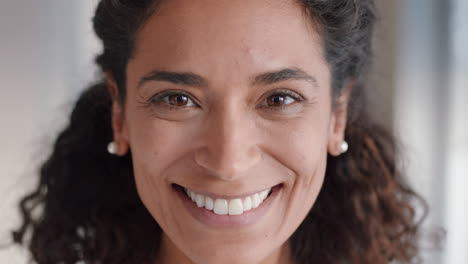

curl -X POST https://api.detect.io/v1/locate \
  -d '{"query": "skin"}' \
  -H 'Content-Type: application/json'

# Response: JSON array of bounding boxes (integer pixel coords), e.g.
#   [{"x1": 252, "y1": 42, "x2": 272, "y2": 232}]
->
[{"x1": 107, "y1": 0, "x2": 349, "y2": 263}]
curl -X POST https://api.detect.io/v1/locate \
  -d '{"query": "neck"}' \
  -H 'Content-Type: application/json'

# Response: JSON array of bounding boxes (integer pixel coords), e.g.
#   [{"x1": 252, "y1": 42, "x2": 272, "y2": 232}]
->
[{"x1": 260, "y1": 241, "x2": 294, "y2": 264}]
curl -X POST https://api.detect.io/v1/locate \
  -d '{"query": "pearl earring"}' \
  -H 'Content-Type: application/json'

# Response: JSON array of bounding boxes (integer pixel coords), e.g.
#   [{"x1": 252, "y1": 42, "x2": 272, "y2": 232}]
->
[
  {"x1": 107, "y1": 141, "x2": 117, "y2": 155},
  {"x1": 340, "y1": 141, "x2": 349, "y2": 154}
]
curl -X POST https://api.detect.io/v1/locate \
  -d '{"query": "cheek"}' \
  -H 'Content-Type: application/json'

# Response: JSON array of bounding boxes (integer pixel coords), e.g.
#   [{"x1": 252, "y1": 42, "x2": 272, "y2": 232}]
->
[
  {"x1": 271, "y1": 116, "x2": 330, "y2": 228},
  {"x1": 270, "y1": 107, "x2": 330, "y2": 183},
  {"x1": 126, "y1": 100, "x2": 200, "y2": 177},
  {"x1": 288, "y1": 129, "x2": 328, "y2": 195},
  {"x1": 124, "y1": 111, "x2": 192, "y2": 226}
]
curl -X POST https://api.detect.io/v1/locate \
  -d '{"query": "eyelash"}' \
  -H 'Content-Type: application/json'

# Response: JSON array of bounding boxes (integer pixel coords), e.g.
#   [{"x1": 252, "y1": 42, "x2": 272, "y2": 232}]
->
[{"x1": 148, "y1": 89, "x2": 305, "y2": 111}]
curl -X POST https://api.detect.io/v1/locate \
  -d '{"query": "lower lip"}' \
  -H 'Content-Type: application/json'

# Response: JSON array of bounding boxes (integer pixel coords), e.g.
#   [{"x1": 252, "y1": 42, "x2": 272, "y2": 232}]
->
[{"x1": 173, "y1": 184, "x2": 282, "y2": 228}]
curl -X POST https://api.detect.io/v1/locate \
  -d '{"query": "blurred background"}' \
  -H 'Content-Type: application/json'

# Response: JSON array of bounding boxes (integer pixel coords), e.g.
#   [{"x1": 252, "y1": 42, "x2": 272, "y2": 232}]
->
[{"x1": 0, "y1": 0, "x2": 466, "y2": 263}]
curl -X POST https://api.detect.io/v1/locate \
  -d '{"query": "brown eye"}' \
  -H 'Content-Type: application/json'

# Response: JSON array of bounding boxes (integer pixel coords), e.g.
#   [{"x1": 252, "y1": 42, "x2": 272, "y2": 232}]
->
[
  {"x1": 150, "y1": 91, "x2": 197, "y2": 109},
  {"x1": 168, "y1": 94, "x2": 189, "y2": 106},
  {"x1": 267, "y1": 95, "x2": 286, "y2": 107},
  {"x1": 266, "y1": 93, "x2": 298, "y2": 108}
]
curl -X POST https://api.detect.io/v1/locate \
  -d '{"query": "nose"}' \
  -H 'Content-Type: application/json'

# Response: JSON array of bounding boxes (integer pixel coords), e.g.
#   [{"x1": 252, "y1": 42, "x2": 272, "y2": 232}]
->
[{"x1": 194, "y1": 106, "x2": 262, "y2": 181}]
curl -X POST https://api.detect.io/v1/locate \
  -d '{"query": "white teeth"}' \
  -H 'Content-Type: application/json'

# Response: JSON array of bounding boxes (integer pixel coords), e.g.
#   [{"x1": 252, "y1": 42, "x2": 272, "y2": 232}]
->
[
  {"x1": 195, "y1": 194, "x2": 205, "y2": 208},
  {"x1": 252, "y1": 193, "x2": 261, "y2": 208},
  {"x1": 190, "y1": 191, "x2": 196, "y2": 201},
  {"x1": 183, "y1": 187, "x2": 272, "y2": 215},
  {"x1": 205, "y1": 196, "x2": 214, "y2": 210},
  {"x1": 213, "y1": 199, "x2": 228, "y2": 215},
  {"x1": 228, "y1": 199, "x2": 243, "y2": 215},
  {"x1": 243, "y1": 196, "x2": 252, "y2": 211}
]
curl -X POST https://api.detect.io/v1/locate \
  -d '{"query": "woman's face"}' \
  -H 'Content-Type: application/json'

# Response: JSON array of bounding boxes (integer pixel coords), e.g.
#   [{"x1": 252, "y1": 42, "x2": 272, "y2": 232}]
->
[{"x1": 111, "y1": 0, "x2": 347, "y2": 263}]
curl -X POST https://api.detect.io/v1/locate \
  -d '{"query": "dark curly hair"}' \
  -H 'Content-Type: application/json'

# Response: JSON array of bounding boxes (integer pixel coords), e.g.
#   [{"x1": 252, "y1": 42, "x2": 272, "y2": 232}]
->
[{"x1": 12, "y1": 0, "x2": 428, "y2": 263}]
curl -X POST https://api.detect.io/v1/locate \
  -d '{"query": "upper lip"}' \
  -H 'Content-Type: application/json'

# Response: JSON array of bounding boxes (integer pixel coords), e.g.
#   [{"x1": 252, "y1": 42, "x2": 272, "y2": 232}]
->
[{"x1": 174, "y1": 183, "x2": 279, "y2": 200}]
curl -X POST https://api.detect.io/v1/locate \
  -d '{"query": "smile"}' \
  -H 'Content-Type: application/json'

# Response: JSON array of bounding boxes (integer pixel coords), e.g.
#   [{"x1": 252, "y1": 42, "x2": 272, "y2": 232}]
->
[
  {"x1": 184, "y1": 187, "x2": 272, "y2": 215},
  {"x1": 173, "y1": 184, "x2": 282, "y2": 228}
]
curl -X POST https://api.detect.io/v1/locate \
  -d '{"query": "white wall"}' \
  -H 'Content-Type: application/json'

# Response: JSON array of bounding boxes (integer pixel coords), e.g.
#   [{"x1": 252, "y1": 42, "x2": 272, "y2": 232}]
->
[
  {"x1": 0, "y1": 1, "x2": 100, "y2": 262},
  {"x1": 442, "y1": 0, "x2": 468, "y2": 262},
  {"x1": 395, "y1": 0, "x2": 468, "y2": 263}
]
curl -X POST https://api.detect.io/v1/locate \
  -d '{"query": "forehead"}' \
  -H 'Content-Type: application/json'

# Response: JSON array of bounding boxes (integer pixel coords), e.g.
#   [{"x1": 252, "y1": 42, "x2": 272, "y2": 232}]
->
[{"x1": 130, "y1": 0, "x2": 328, "y2": 87}]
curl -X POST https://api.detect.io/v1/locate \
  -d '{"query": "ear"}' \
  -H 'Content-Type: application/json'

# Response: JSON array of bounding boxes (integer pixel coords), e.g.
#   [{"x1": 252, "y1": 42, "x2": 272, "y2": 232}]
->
[
  {"x1": 105, "y1": 72, "x2": 130, "y2": 156},
  {"x1": 327, "y1": 81, "x2": 352, "y2": 156}
]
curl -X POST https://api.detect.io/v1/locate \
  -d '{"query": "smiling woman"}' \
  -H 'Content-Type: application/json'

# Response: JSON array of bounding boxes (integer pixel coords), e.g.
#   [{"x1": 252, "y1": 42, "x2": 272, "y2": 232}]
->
[{"x1": 12, "y1": 0, "x2": 427, "y2": 264}]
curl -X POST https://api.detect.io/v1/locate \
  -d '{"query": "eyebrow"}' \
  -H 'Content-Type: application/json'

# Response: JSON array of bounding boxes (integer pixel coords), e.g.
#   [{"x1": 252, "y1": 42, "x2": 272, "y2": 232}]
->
[
  {"x1": 138, "y1": 71, "x2": 208, "y2": 88},
  {"x1": 253, "y1": 67, "x2": 319, "y2": 88},
  {"x1": 137, "y1": 67, "x2": 318, "y2": 89}
]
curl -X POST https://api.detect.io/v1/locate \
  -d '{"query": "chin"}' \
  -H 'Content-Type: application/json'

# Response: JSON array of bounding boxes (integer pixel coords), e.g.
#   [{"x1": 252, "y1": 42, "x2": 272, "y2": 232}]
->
[{"x1": 187, "y1": 244, "x2": 272, "y2": 264}]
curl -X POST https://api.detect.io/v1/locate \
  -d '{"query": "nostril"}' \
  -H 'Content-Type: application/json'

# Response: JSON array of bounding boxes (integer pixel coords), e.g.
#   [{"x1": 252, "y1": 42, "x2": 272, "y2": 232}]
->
[
  {"x1": 194, "y1": 147, "x2": 263, "y2": 178},
  {"x1": 195, "y1": 159, "x2": 259, "y2": 181}
]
